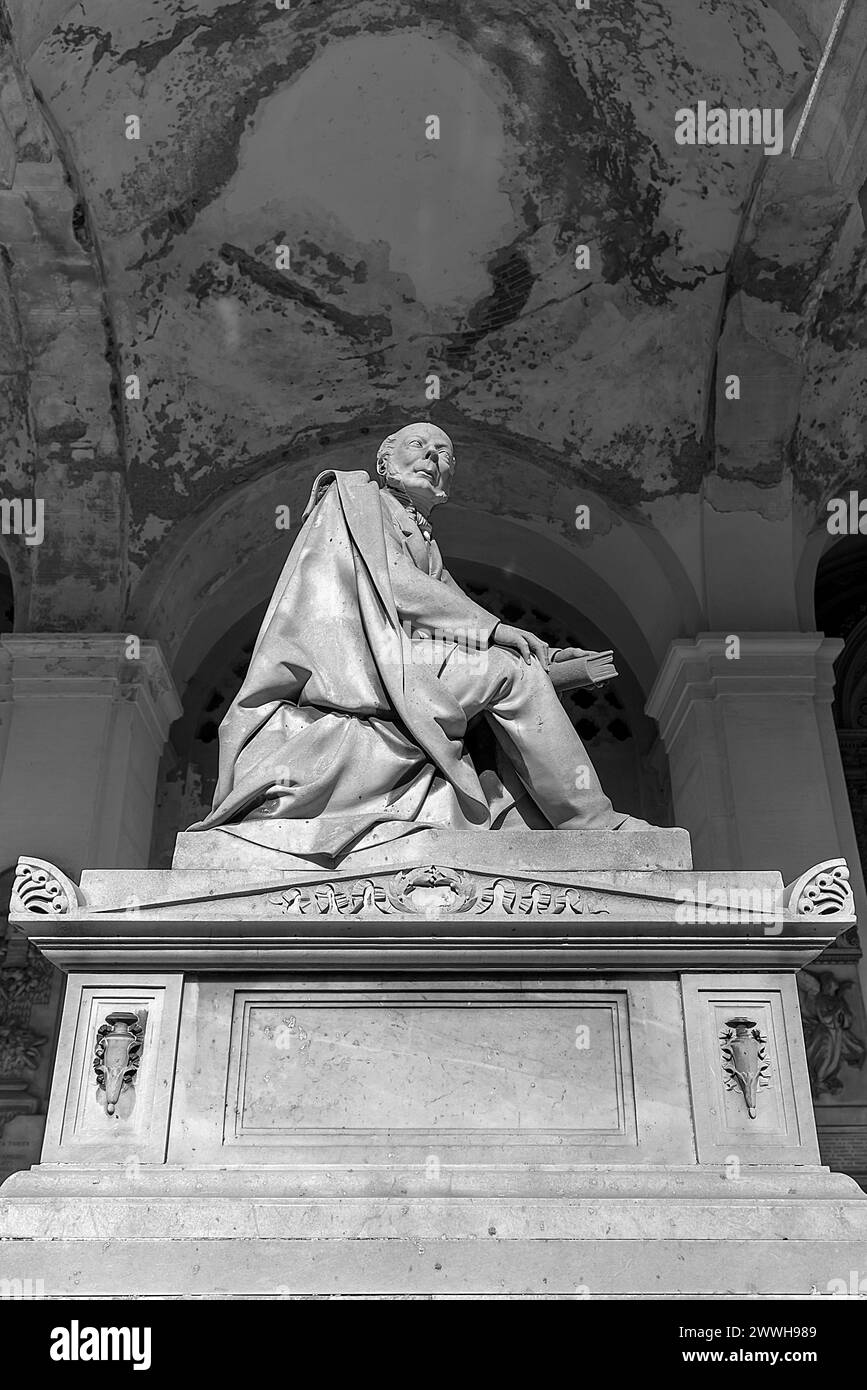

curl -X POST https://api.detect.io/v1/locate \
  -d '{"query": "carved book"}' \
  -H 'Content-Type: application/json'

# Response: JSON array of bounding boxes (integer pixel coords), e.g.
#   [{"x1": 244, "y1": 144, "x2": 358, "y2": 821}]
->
[{"x1": 549, "y1": 650, "x2": 618, "y2": 692}]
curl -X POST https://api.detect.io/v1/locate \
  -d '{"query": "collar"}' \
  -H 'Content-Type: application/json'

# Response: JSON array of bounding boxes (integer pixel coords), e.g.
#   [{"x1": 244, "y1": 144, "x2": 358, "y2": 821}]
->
[{"x1": 384, "y1": 485, "x2": 433, "y2": 542}]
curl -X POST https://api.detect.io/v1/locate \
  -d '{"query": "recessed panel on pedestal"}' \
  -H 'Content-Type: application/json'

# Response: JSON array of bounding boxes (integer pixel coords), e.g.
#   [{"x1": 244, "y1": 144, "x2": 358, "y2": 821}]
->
[
  {"x1": 228, "y1": 993, "x2": 629, "y2": 1138},
  {"x1": 682, "y1": 975, "x2": 821, "y2": 1166},
  {"x1": 42, "y1": 975, "x2": 182, "y2": 1165},
  {"x1": 204, "y1": 983, "x2": 641, "y2": 1164}
]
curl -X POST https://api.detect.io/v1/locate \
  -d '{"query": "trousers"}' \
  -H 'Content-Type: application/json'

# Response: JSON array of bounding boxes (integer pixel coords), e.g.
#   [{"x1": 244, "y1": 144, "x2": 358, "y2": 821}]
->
[{"x1": 438, "y1": 645, "x2": 631, "y2": 830}]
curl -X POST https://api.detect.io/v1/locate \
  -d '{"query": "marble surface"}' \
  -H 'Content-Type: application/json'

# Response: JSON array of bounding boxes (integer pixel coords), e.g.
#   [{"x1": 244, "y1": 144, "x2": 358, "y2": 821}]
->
[
  {"x1": 172, "y1": 825, "x2": 694, "y2": 872},
  {"x1": 234, "y1": 1001, "x2": 626, "y2": 1134},
  {"x1": 2, "y1": 841, "x2": 863, "y2": 1298}
]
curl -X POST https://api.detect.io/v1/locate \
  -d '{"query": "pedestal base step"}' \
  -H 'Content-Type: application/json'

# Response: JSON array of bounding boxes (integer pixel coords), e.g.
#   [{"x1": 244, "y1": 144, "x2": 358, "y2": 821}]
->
[
  {"x1": 3, "y1": 1179, "x2": 867, "y2": 1298},
  {"x1": 1, "y1": 1230, "x2": 865, "y2": 1299}
]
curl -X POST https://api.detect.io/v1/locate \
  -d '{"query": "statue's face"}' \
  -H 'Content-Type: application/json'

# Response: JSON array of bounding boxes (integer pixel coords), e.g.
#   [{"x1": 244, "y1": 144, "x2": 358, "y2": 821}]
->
[{"x1": 382, "y1": 423, "x2": 455, "y2": 511}]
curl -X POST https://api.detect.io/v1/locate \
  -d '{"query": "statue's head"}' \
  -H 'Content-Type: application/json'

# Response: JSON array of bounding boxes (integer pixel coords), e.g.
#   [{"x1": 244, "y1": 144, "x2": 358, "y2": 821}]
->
[{"x1": 376, "y1": 423, "x2": 455, "y2": 514}]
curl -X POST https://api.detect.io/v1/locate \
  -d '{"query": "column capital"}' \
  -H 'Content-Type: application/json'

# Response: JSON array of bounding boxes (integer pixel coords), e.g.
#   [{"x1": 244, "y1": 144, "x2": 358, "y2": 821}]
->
[
  {"x1": 646, "y1": 633, "x2": 844, "y2": 747},
  {"x1": 0, "y1": 634, "x2": 182, "y2": 743}
]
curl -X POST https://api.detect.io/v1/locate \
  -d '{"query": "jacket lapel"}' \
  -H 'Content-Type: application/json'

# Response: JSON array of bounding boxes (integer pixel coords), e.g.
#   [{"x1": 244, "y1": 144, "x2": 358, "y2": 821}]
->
[{"x1": 382, "y1": 491, "x2": 434, "y2": 571}]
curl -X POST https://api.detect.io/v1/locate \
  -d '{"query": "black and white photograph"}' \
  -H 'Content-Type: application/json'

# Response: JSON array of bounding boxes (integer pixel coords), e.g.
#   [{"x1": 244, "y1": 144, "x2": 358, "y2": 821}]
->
[{"x1": 0, "y1": 0, "x2": 866, "y2": 1332}]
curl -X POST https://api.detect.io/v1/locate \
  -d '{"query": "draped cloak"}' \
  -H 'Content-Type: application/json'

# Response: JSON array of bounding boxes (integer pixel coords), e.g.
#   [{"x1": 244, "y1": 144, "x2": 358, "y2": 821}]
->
[{"x1": 188, "y1": 469, "x2": 512, "y2": 861}]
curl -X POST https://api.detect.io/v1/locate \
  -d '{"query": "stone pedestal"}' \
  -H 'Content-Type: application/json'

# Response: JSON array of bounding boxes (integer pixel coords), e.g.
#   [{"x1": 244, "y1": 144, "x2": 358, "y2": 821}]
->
[{"x1": 1, "y1": 830, "x2": 866, "y2": 1298}]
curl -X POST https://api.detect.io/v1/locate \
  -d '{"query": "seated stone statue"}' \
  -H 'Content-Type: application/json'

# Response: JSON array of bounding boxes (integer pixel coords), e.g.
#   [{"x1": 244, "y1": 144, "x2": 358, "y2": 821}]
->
[{"x1": 190, "y1": 423, "x2": 659, "y2": 858}]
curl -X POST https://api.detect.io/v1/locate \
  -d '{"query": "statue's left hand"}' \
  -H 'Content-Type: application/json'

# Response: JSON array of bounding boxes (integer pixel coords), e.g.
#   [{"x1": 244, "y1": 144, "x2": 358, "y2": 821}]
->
[{"x1": 491, "y1": 623, "x2": 550, "y2": 667}]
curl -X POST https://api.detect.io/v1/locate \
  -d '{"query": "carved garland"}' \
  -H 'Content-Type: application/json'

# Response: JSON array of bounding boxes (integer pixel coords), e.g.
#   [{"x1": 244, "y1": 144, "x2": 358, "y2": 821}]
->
[{"x1": 269, "y1": 864, "x2": 612, "y2": 918}]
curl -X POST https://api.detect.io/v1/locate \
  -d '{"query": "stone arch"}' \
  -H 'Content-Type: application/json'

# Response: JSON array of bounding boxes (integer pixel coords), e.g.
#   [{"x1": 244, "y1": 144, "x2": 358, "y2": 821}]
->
[
  {"x1": 0, "y1": 14, "x2": 127, "y2": 630},
  {"x1": 796, "y1": 465, "x2": 867, "y2": 630},
  {"x1": 796, "y1": 522, "x2": 838, "y2": 631},
  {"x1": 815, "y1": 537, "x2": 867, "y2": 705},
  {"x1": 13, "y1": 0, "x2": 826, "y2": 598},
  {"x1": 132, "y1": 423, "x2": 702, "y2": 696}
]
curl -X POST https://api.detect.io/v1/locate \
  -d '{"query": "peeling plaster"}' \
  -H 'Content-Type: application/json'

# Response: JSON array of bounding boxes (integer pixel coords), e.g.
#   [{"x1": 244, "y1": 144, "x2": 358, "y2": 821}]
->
[{"x1": 0, "y1": 0, "x2": 860, "y2": 622}]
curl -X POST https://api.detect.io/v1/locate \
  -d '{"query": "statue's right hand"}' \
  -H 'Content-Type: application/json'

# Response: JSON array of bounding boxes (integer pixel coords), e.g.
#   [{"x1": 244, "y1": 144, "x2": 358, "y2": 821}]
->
[{"x1": 491, "y1": 622, "x2": 550, "y2": 668}]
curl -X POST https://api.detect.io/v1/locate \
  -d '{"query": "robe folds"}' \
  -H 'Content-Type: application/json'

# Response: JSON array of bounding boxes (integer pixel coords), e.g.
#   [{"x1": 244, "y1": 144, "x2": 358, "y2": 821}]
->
[{"x1": 189, "y1": 469, "x2": 508, "y2": 860}]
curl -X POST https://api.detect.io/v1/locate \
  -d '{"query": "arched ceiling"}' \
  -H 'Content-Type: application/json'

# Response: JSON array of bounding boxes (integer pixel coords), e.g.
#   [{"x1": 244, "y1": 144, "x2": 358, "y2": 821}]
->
[{"x1": 1, "y1": 0, "x2": 864, "y2": 638}]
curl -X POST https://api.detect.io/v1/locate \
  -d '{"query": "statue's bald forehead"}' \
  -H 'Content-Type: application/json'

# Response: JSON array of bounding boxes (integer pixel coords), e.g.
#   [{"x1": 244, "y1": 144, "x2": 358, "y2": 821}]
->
[
  {"x1": 388, "y1": 422, "x2": 452, "y2": 447},
  {"x1": 399, "y1": 420, "x2": 451, "y2": 437}
]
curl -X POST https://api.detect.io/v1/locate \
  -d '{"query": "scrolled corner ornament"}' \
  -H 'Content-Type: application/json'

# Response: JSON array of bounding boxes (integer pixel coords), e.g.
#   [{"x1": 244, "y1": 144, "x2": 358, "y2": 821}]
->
[
  {"x1": 10, "y1": 857, "x2": 81, "y2": 917},
  {"x1": 784, "y1": 858, "x2": 855, "y2": 920},
  {"x1": 720, "y1": 1017, "x2": 772, "y2": 1119},
  {"x1": 93, "y1": 1012, "x2": 145, "y2": 1116}
]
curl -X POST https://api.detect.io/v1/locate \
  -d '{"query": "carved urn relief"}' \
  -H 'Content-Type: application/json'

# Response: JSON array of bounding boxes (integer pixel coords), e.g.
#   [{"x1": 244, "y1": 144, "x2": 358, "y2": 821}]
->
[
  {"x1": 93, "y1": 1012, "x2": 145, "y2": 1117},
  {"x1": 720, "y1": 1017, "x2": 772, "y2": 1119}
]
